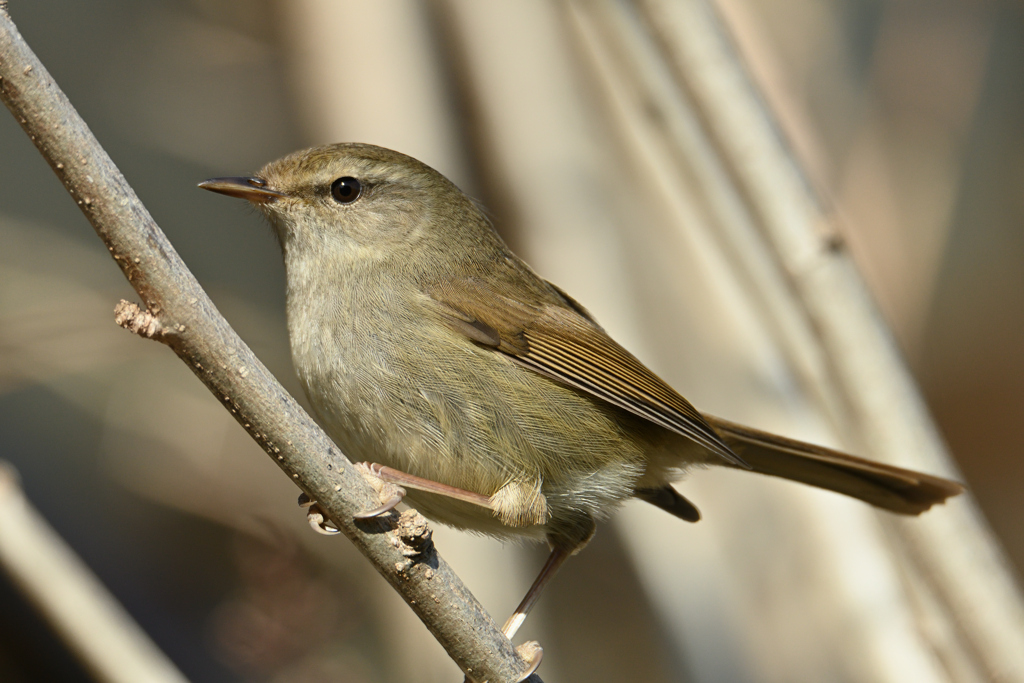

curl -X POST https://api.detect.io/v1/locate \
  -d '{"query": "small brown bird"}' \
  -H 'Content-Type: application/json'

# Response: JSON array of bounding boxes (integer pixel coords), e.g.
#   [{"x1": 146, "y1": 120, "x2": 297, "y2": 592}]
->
[{"x1": 200, "y1": 143, "x2": 963, "y2": 648}]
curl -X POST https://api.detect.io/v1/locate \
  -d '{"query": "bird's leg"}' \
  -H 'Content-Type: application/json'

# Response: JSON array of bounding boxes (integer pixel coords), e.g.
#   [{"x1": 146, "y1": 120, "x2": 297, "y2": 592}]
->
[
  {"x1": 502, "y1": 545, "x2": 573, "y2": 639},
  {"x1": 299, "y1": 462, "x2": 511, "y2": 530},
  {"x1": 486, "y1": 542, "x2": 580, "y2": 680},
  {"x1": 502, "y1": 514, "x2": 594, "y2": 641},
  {"x1": 356, "y1": 462, "x2": 495, "y2": 516}
]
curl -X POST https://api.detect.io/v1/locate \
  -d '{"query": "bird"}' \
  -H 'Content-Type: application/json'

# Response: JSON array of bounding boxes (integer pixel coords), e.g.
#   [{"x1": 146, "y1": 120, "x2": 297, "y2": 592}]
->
[{"x1": 199, "y1": 142, "x2": 963, "y2": 653}]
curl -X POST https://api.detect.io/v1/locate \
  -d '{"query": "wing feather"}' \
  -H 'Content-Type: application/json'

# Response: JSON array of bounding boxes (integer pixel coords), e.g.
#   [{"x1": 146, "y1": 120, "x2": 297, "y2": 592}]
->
[{"x1": 427, "y1": 278, "x2": 748, "y2": 468}]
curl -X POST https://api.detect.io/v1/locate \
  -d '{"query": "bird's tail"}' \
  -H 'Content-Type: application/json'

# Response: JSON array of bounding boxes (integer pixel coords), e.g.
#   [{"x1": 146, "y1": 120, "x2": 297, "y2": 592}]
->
[{"x1": 705, "y1": 415, "x2": 964, "y2": 515}]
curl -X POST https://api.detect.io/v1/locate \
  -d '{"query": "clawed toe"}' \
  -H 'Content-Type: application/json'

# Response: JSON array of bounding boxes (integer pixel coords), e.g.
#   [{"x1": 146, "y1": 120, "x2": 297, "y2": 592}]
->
[
  {"x1": 461, "y1": 641, "x2": 542, "y2": 683},
  {"x1": 353, "y1": 489, "x2": 406, "y2": 519},
  {"x1": 296, "y1": 461, "x2": 408, "y2": 531},
  {"x1": 297, "y1": 492, "x2": 340, "y2": 535},
  {"x1": 306, "y1": 504, "x2": 341, "y2": 535},
  {"x1": 353, "y1": 461, "x2": 407, "y2": 519},
  {"x1": 514, "y1": 641, "x2": 543, "y2": 682}
]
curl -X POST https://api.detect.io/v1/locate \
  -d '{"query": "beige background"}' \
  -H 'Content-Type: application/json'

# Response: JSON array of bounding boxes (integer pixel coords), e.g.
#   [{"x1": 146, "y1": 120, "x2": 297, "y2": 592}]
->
[{"x1": 0, "y1": 1, "x2": 1021, "y2": 681}]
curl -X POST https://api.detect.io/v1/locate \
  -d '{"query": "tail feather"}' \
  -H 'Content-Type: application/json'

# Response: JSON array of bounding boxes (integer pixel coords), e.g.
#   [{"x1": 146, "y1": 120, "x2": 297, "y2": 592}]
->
[
  {"x1": 704, "y1": 415, "x2": 964, "y2": 515},
  {"x1": 636, "y1": 485, "x2": 702, "y2": 522}
]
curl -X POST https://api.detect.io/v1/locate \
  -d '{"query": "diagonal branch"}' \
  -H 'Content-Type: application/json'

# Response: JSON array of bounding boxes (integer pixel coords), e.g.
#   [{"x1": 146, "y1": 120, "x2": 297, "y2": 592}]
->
[{"x1": 0, "y1": 8, "x2": 538, "y2": 683}]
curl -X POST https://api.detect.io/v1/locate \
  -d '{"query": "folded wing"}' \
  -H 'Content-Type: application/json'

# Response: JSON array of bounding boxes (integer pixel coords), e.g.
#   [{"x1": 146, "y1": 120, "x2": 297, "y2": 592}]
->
[{"x1": 426, "y1": 277, "x2": 748, "y2": 468}]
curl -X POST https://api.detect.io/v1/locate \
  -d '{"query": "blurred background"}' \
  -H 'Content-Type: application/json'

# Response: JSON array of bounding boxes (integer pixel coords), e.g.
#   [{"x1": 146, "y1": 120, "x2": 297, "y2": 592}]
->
[{"x1": 0, "y1": 0, "x2": 1021, "y2": 681}]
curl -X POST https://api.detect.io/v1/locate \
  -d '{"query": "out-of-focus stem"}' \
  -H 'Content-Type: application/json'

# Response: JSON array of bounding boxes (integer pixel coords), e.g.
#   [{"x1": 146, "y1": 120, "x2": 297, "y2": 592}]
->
[{"x1": 0, "y1": 463, "x2": 191, "y2": 683}]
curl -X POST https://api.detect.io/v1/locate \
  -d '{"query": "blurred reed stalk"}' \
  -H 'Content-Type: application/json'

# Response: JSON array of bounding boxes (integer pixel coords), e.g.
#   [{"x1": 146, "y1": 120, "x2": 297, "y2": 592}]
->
[
  {"x1": 566, "y1": 0, "x2": 1024, "y2": 680},
  {"x1": 0, "y1": 463, "x2": 191, "y2": 683}
]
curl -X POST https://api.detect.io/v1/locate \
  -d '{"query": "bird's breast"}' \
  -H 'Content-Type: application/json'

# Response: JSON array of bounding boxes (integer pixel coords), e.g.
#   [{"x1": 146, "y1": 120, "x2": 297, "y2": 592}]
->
[{"x1": 284, "y1": 269, "x2": 654, "y2": 536}]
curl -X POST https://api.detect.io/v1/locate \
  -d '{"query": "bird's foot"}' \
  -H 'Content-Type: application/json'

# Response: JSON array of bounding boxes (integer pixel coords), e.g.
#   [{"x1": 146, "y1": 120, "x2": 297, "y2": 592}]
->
[
  {"x1": 353, "y1": 462, "x2": 407, "y2": 519},
  {"x1": 297, "y1": 492, "x2": 340, "y2": 535},
  {"x1": 514, "y1": 641, "x2": 543, "y2": 682},
  {"x1": 462, "y1": 641, "x2": 542, "y2": 683}
]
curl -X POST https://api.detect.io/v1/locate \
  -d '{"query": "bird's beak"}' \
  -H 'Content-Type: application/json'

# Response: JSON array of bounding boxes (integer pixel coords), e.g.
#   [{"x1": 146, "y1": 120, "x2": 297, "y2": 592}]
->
[{"x1": 197, "y1": 176, "x2": 287, "y2": 203}]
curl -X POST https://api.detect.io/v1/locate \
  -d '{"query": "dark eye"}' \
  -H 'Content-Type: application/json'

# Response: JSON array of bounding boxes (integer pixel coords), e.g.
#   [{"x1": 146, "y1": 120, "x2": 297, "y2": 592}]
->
[{"x1": 330, "y1": 176, "x2": 362, "y2": 204}]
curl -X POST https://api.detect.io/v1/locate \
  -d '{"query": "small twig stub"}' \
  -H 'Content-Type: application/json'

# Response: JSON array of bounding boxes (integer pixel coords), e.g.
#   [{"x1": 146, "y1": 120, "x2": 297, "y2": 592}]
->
[{"x1": 113, "y1": 300, "x2": 162, "y2": 339}]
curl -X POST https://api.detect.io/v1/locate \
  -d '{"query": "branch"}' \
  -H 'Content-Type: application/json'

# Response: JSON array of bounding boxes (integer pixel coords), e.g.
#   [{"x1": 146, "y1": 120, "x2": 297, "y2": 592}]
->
[{"x1": 0, "y1": 9, "x2": 537, "y2": 683}]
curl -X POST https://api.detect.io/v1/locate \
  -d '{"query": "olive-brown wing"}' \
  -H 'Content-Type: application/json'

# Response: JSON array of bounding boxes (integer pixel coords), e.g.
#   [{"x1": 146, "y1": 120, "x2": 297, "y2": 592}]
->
[{"x1": 426, "y1": 278, "x2": 747, "y2": 468}]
